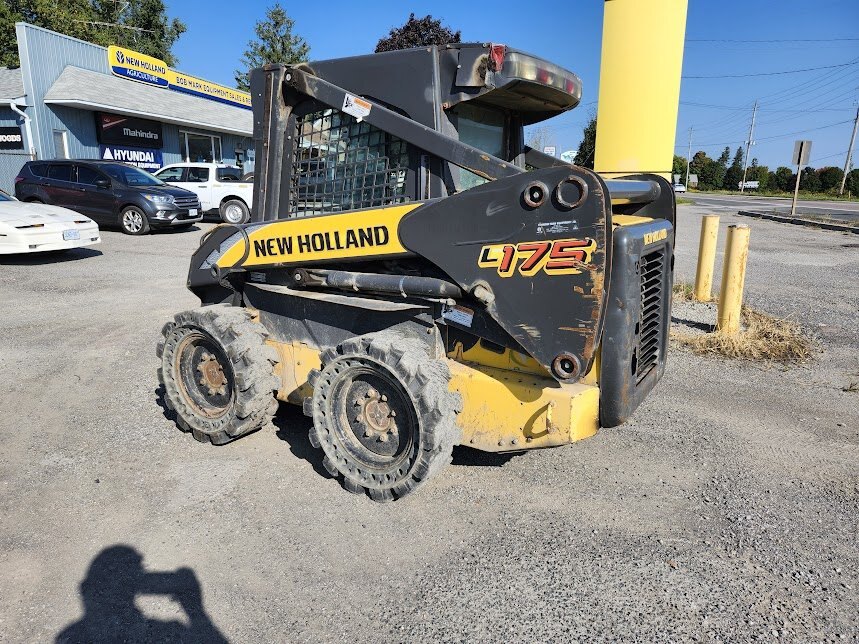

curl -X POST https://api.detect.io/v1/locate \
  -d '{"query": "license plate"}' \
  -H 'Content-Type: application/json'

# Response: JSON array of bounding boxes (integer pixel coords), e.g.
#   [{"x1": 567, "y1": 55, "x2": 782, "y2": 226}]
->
[
  {"x1": 63, "y1": 229, "x2": 80, "y2": 241},
  {"x1": 189, "y1": 209, "x2": 198, "y2": 217}
]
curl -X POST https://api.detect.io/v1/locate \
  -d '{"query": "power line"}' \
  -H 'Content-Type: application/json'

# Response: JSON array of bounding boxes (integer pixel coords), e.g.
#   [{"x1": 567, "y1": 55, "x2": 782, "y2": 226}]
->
[
  {"x1": 686, "y1": 38, "x2": 859, "y2": 43},
  {"x1": 680, "y1": 101, "x2": 853, "y2": 113},
  {"x1": 675, "y1": 119, "x2": 852, "y2": 148},
  {"x1": 682, "y1": 60, "x2": 859, "y2": 79}
]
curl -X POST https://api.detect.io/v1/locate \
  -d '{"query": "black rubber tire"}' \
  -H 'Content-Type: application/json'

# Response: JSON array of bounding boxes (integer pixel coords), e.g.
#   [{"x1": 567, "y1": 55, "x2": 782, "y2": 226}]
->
[
  {"x1": 303, "y1": 331, "x2": 461, "y2": 502},
  {"x1": 157, "y1": 304, "x2": 280, "y2": 445},
  {"x1": 219, "y1": 199, "x2": 250, "y2": 224},
  {"x1": 119, "y1": 205, "x2": 151, "y2": 235},
  {"x1": 240, "y1": 172, "x2": 254, "y2": 182}
]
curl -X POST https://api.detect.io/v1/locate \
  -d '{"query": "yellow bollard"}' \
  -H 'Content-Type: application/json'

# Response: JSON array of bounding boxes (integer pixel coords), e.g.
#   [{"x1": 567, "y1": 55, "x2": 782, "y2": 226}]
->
[
  {"x1": 717, "y1": 225, "x2": 751, "y2": 334},
  {"x1": 694, "y1": 215, "x2": 720, "y2": 301}
]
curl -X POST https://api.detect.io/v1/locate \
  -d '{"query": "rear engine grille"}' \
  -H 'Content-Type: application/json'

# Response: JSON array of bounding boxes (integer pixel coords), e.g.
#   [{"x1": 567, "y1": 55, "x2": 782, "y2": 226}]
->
[
  {"x1": 173, "y1": 196, "x2": 200, "y2": 210},
  {"x1": 636, "y1": 248, "x2": 666, "y2": 383}
]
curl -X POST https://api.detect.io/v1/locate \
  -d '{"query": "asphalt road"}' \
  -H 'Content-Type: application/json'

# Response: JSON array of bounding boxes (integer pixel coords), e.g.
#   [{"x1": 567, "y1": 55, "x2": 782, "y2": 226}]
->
[
  {"x1": 686, "y1": 192, "x2": 859, "y2": 222},
  {"x1": 1, "y1": 209, "x2": 857, "y2": 642}
]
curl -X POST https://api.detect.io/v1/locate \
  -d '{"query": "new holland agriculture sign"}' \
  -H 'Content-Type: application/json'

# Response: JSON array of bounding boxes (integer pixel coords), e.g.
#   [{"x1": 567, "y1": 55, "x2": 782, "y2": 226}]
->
[{"x1": 108, "y1": 45, "x2": 252, "y2": 110}]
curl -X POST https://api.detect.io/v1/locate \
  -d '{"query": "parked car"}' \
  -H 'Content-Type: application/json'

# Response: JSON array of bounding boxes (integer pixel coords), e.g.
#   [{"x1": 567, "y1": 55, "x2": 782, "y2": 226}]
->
[
  {"x1": 673, "y1": 183, "x2": 687, "y2": 193},
  {"x1": 154, "y1": 163, "x2": 253, "y2": 224},
  {"x1": 0, "y1": 188, "x2": 100, "y2": 254},
  {"x1": 15, "y1": 160, "x2": 202, "y2": 235}
]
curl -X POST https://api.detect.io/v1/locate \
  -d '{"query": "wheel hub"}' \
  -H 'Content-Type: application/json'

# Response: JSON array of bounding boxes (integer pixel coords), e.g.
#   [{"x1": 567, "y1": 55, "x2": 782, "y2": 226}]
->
[
  {"x1": 197, "y1": 352, "x2": 227, "y2": 396},
  {"x1": 353, "y1": 386, "x2": 398, "y2": 443}
]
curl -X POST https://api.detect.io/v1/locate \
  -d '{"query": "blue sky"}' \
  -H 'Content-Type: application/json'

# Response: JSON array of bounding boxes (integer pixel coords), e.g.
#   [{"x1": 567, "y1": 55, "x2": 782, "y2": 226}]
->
[{"x1": 166, "y1": 0, "x2": 859, "y2": 170}]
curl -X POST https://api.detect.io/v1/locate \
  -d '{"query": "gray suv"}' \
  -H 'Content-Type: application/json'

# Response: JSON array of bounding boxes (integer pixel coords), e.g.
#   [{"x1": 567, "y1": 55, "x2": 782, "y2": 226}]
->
[{"x1": 15, "y1": 160, "x2": 202, "y2": 235}]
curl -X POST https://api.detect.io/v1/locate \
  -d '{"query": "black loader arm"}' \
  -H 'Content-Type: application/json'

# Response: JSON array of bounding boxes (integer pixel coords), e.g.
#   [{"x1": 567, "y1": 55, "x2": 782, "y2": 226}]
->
[{"x1": 399, "y1": 165, "x2": 612, "y2": 381}]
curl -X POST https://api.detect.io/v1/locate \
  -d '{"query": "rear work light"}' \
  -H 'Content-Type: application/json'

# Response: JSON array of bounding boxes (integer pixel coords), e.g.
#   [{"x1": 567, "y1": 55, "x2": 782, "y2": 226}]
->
[
  {"x1": 489, "y1": 44, "x2": 507, "y2": 72},
  {"x1": 502, "y1": 51, "x2": 582, "y2": 100}
]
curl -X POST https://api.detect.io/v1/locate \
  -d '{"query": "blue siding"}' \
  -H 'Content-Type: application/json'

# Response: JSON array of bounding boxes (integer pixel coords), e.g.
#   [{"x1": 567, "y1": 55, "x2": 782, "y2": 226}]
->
[
  {"x1": 15, "y1": 22, "x2": 254, "y2": 170},
  {"x1": 16, "y1": 23, "x2": 108, "y2": 160}
]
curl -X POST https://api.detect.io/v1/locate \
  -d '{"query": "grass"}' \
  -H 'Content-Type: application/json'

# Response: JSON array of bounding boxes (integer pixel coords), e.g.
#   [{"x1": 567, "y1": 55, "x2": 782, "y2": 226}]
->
[
  {"x1": 689, "y1": 189, "x2": 859, "y2": 202},
  {"x1": 671, "y1": 282, "x2": 813, "y2": 364},
  {"x1": 674, "y1": 306, "x2": 813, "y2": 364},
  {"x1": 672, "y1": 281, "x2": 696, "y2": 303},
  {"x1": 675, "y1": 197, "x2": 694, "y2": 205}
]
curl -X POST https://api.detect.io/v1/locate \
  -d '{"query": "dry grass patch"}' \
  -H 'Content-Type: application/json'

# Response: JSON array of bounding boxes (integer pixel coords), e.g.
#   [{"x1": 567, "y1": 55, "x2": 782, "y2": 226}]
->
[
  {"x1": 673, "y1": 306, "x2": 813, "y2": 364},
  {"x1": 672, "y1": 282, "x2": 696, "y2": 303}
]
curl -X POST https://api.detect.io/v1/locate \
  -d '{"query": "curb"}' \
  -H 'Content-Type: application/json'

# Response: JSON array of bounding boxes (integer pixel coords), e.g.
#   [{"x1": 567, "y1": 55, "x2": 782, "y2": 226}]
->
[{"x1": 737, "y1": 210, "x2": 859, "y2": 234}]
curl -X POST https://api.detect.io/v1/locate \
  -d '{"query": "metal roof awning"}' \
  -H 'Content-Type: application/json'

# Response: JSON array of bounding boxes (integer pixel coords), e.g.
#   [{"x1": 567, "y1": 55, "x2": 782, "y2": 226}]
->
[
  {"x1": 43, "y1": 66, "x2": 252, "y2": 137},
  {"x1": 0, "y1": 67, "x2": 25, "y2": 105}
]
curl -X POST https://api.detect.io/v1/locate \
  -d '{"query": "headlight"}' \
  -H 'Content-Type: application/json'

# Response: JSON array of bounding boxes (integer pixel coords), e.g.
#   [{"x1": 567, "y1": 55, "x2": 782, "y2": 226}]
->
[{"x1": 143, "y1": 194, "x2": 175, "y2": 205}]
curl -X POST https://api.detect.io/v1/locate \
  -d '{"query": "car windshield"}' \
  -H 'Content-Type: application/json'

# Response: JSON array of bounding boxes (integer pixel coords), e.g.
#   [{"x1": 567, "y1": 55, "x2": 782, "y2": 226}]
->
[
  {"x1": 100, "y1": 163, "x2": 164, "y2": 187},
  {"x1": 0, "y1": 189, "x2": 14, "y2": 202}
]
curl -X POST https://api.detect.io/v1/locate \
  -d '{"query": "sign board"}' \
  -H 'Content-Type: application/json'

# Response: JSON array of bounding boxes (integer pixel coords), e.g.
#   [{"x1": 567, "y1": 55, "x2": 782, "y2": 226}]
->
[
  {"x1": 96, "y1": 113, "x2": 163, "y2": 149},
  {"x1": 738, "y1": 180, "x2": 759, "y2": 190},
  {"x1": 673, "y1": 174, "x2": 681, "y2": 184},
  {"x1": 559, "y1": 150, "x2": 576, "y2": 163},
  {"x1": 108, "y1": 45, "x2": 251, "y2": 110},
  {"x1": 0, "y1": 126, "x2": 24, "y2": 150},
  {"x1": 170, "y1": 70, "x2": 253, "y2": 110},
  {"x1": 543, "y1": 146, "x2": 556, "y2": 157},
  {"x1": 108, "y1": 45, "x2": 169, "y2": 88},
  {"x1": 688, "y1": 173, "x2": 698, "y2": 186},
  {"x1": 99, "y1": 145, "x2": 163, "y2": 172},
  {"x1": 792, "y1": 140, "x2": 812, "y2": 166}
]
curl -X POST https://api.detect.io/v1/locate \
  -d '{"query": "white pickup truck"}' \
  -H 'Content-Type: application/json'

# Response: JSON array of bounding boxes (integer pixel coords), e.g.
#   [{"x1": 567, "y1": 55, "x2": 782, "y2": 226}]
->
[{"x1": 154, "y1": 163, "x2": 253, "y2": 224}]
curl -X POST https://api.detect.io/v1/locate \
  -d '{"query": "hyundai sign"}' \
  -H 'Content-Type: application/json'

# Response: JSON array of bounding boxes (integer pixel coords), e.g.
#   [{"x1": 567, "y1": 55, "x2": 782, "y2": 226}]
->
[{"x1": 100, "y1": 145, "x2": 163, "y2": 172}]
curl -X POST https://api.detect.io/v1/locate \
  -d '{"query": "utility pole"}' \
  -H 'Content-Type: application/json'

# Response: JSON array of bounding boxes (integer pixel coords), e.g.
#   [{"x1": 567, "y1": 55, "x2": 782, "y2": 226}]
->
[
  {"x1": 839, "y1": 104, "x2": 859, "y2": 195},
  {"x1": 685, "y1": 126, "x2": 693, "y2": 190},
  {"x1": 740, "y1": 100, "x2": 758, "y2": 193}
]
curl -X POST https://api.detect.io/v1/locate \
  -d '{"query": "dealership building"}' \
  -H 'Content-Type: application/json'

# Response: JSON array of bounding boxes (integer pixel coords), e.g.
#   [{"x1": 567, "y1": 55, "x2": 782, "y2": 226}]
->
[{"x1": 0, "y1": 23, "x2": 254, "y2": 193}]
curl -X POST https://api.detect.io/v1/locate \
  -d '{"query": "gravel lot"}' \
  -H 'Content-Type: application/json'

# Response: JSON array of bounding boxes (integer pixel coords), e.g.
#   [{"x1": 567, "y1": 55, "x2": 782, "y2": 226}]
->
[{"x1": 1, "y1": 206, "x2": 857, "y2": 643}]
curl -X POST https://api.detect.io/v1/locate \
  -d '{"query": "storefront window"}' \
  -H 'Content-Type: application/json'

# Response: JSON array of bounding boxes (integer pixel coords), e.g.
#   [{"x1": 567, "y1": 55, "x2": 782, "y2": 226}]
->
[{"x1": 182, "y1": 131, "x2": 221, "y2": 163}]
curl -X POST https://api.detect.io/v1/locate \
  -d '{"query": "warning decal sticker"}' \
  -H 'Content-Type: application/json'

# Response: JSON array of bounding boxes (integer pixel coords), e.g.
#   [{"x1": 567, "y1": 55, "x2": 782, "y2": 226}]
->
[{"x1": 342, "y1": 94, "x2": 372, "y2": 121}]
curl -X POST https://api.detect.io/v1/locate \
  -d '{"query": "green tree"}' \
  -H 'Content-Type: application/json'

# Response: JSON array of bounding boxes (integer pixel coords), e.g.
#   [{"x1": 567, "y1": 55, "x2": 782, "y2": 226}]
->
[
  {"x1": 816, "y1": 166, "x2": 844, "y2": 193},
  {"x1": 713, "y1": 146, "x2": 730, "y2": 189},
  {"x1": 689, "y1": 150, "x2": 713, "y2": 189},
  {"x1": 573, "y1": 116, "x2": 597, "y2": 169},
  {"x1": 234, "y1": 3, "x2": 309, "y2": 91},
  {"x1": 375, "y1": 13, "x2": 461, "y2": 53},
  {"x1": 91, "y1": 0, "x2": 185, "y2": 65},
  {"x1": 723, "y1": 146, "x2": 744, "y2": 191},
  {"x1": 1, "y1": 0, "x2": 185, "y2": 68},
  {"x1": 798, "y1": 166, "x2": 821, "y2": 192},
  {"x1": 846, "y1": 169, "x2": 859, "y2": 196},
  {"x1": 770, "y1": 166, "x2": 793, "y2": 192},
  {"x1": 746, "y1": 160, "x2": 769, "y2": 190},
  {"x1": 672, "y1": 154, "x2": 687, "y2": 185}
]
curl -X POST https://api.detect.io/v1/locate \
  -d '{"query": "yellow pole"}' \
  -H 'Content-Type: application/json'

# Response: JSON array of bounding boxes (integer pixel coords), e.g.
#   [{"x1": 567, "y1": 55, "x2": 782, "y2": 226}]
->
[
  {"x1": 717, "y1": 225, "x2": 751, "y2": 334},
  {"x1": 594, "y1": 0, "x2": 689, "y2": 179},
  {"x1": 694, "y1": 215, "x2": 720, "y2": 301}
]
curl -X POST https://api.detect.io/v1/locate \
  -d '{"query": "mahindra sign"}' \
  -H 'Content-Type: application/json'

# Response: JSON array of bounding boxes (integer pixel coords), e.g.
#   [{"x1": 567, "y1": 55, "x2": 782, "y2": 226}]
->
[{"x1": 95, "y1": 112, "x2": 163, "y2": 149}]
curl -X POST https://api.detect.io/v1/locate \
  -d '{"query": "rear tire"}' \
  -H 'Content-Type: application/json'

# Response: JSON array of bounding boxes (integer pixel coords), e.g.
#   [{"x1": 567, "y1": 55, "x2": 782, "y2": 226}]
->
[
  {"x1": 303, "y1": 331, "x2": 461, "y2": 501},
  {"x1": 157, "y1": 304, "x2": 280, "y2": 445},
  {"x1": 219, "y1": 199, "x2": 250, "y2": 224},
  {"x1": 119, "y1": 206, "x2": 150, "y2": 235}
]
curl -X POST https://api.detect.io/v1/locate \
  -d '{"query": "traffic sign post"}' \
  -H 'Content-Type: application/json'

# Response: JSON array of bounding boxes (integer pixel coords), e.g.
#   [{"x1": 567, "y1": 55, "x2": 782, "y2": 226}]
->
[{"x1": 791, "y1": 140, "x2": 812, "y2": 218}]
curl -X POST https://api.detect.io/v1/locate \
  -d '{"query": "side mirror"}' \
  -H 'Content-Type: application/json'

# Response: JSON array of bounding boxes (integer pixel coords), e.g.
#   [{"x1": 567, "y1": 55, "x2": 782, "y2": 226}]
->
[{"x1": 95, "y1": 178, "x2": 110, "y2": 189}]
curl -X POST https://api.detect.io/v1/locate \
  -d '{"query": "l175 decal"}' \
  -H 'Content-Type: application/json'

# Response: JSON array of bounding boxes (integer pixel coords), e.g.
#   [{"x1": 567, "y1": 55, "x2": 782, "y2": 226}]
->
[{"x1": 478, "y1": 238, "x2": 596, "y2": 277}]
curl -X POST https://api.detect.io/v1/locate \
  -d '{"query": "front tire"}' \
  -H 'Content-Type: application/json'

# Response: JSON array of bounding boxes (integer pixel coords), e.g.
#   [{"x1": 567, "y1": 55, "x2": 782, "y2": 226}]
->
[
  {"x1": 157, "y1": 305, "x2": 280, "y2": 445},
  {"x1": 119, "y1": 206, "x2": 150, "y2": 235},
  {"x1": 304, "y1": 331, "x2": 461, "y2": 502},
  {"x1": 219, "y1": 199, "x2": 250, "y2": 224}
]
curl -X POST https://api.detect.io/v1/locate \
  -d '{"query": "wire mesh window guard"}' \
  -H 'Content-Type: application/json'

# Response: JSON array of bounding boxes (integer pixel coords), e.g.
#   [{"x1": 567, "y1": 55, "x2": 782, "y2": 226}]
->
[{"x1": 290, "y1": 108, "x2": 411, "y2": 216}]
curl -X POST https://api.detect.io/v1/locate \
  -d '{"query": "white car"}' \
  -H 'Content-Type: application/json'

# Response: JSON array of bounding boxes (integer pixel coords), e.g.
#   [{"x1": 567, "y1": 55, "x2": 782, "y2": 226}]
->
[
  {"x1": 0, "y1": 189, "x2": 100, "y2": 254},
  {"x1": 154, "y1": 163, "x2": 253, "y2": 224},
  {"x1": 673, "y1": 183, "x2": 687, "y2": 193}
]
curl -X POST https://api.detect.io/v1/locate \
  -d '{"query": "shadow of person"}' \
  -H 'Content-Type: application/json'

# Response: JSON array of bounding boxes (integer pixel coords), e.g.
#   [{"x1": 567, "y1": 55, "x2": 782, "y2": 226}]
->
[{"x1": 57, "y1": 545, "x2": 227, "y2": 643}]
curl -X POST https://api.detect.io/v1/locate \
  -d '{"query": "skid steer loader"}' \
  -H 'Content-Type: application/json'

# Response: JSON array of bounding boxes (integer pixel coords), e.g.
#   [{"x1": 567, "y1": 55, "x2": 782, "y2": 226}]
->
[{"x1": 157, "y1": 43, "x2": 675, "y2": 502}]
